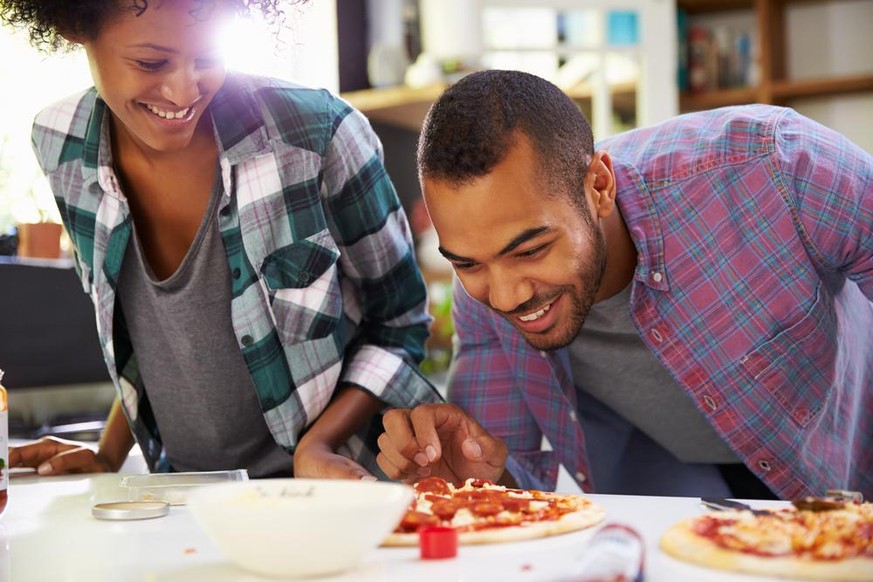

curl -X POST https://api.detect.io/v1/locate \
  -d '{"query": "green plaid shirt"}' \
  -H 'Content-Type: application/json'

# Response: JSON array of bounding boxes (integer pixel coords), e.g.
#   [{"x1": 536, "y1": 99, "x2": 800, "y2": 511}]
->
[{"x1": 31, "y1": 72, "x2": 441, "y2": 471}]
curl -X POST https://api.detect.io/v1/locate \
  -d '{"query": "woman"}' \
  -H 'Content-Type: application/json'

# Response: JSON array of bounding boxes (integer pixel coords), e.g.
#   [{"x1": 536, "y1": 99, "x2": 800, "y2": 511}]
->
[{"x1": 3, "y1": 0, "x2": 439, "y2": 479}]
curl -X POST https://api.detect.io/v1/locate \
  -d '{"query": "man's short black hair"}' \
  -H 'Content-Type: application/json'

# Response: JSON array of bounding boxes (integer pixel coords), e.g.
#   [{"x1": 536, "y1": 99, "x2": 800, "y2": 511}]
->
[{"x1": 417, "y1": 69, "x2": 595, "y2": 206}]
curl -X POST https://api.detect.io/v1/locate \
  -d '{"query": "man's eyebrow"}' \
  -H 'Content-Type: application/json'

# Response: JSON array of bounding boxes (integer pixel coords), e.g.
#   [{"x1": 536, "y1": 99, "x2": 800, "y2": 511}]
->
[
  {"x1": 497, "y1": 227, "x2": 551, "y2": 256},
  {"x1": 438, "y1": 247, "x2": 474, "y2": 263},
  {"x1": 438, "y1": 226, "x2": 552, "y2": 264}
]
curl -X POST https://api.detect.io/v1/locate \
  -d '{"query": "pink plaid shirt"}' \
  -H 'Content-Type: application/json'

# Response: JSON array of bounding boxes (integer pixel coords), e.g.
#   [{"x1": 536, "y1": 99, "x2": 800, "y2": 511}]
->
[{"x1": 447, "y1": 105, "x2": 873, "y2": 499}]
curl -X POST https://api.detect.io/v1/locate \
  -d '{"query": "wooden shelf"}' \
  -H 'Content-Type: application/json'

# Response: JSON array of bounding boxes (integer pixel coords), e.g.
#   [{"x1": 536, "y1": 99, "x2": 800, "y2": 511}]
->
[
  {"x1": 679, "y1": 76, "x2": 873, "y2": 112},
  {"x1": 679, "y1": 0, "x2": 822, "y2": 15},
  {"x1": 771, "y1": 74, "x2": 873, "y2": 100},
  {"x1": 341, "y1": 84, "x2": 447, "y2": 132},
  {"x1": 680, "y1": 86, "x2": 760, "y2": 112},
  {"x1": 342, "y1": 79, "x2": 639, "y2": 132},
  {"x1": 678, "y1": 0, "x2": 873, "y2": 112}
]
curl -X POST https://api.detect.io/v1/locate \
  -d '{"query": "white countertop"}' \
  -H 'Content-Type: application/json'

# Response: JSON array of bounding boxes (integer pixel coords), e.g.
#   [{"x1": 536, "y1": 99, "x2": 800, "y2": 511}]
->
[{"x1": 2, "y1": 472, "x2": 795, "y2": 582}]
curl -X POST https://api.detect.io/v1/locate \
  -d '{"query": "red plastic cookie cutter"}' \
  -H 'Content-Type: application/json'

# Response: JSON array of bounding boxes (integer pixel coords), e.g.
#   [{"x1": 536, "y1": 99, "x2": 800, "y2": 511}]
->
[{"x1": 418, "y1": 526, "x2": 458, "y2": 559}]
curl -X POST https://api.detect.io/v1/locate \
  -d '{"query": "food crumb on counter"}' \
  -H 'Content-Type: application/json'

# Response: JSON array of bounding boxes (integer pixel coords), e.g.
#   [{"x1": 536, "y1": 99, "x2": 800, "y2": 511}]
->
[{"x1": 183, "y1": 547, "x2": 197, "y2": 555}]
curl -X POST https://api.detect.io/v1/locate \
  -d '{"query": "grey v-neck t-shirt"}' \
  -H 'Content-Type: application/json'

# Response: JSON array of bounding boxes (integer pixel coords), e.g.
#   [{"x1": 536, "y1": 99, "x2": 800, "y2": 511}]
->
[
  {"x1": 118, "y1": 173, "x2": 293, "y2": 477},
  {"x1": 569, "y1": 284, "x2": 740, "y2": 494}
]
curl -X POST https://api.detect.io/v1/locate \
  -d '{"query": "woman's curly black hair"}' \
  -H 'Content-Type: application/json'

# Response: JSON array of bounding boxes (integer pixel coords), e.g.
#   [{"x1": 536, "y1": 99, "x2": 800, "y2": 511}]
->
[{"x1": 0, "y1": 0, "x2": 304, "y2": 52}]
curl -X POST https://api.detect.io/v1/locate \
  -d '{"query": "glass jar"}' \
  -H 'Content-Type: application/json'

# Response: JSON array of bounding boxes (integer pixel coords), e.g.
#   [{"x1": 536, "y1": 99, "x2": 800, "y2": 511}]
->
[{"x1": 0, "y1": 368, "x2": 7, "y2": 515}]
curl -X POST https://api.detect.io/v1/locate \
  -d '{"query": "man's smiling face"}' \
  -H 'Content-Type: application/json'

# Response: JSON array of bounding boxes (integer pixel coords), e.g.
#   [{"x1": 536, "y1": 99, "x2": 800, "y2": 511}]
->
[{"x1": 423, "y1": 134, "x2": 606, "y2": 351}]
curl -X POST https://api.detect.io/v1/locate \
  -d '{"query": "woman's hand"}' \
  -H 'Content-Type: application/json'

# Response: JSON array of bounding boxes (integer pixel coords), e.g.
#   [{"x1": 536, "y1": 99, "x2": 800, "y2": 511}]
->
[
  {"x1": 9, "y1": 436, "x2": 115, "y2": 475},
  {"x1": 292, "y1": 439, "x2": 377, "y2": 480}
]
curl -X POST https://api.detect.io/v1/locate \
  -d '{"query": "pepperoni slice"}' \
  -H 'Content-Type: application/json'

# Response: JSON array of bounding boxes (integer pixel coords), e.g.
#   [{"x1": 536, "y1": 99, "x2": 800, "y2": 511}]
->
[
  {"x1": 415, "y1": 477, "x2": 452, "y2": 496},
  {"x1": 431, "y1": 500, "x2": 461, "y2": 520},
  {"x1": 501, "y1": 498, "x2": 530, "y2": 513},
  {"x1": 398, "y1": 510, "x2": 440, "y2": 532},
  {"x1": 471, "y1": 502, "x2": 503, "y2": 517}
]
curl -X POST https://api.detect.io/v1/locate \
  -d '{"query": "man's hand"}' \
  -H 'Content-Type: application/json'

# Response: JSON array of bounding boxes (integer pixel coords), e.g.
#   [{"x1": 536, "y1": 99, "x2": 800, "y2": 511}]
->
[
  {"x1": 293, "y1": 440, "x2": 377, "y2": 481},
  {"x1": 377, "y1": 403, "x2": 508, "y2": 485},
  {"x1": 9, "y1": 436, "x2": 114, "y2": 475}
]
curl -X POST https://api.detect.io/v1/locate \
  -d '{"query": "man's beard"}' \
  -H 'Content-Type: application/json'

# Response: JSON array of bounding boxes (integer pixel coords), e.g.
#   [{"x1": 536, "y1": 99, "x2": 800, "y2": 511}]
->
[{"x1": 505, "y1": 226, "x2": 607, "y2": 351}]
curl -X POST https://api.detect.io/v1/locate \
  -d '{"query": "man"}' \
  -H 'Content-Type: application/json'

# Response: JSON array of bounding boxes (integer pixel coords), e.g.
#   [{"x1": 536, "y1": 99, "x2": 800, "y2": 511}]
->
[{"x1": 377, "y1": 70, "x2": 872, "y2": 499}]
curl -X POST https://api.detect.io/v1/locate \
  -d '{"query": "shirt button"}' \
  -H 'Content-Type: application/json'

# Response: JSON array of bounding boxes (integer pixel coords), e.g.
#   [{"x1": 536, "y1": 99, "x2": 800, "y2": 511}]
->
[
  {"x1": 241, "y1": 335, "x2": 254, "y2": 347},
  {"x1": 232, "y1": 267, "x2": 241, "y2": 279},
  {"x1": 575, "y1": 471, "x2": 587, "y2": 483},
  {"x1": 651, "y1": 271, "x2": 663, "y2": 283},
  {"x1": 650, "y1": 328, "x2": 663, "y2": 343},
  {"x1": 702, "y1": 394, "x2": 717, "y2": 411},
  {"x1": 568, "y1": 410, "x2": 578, "y2": 423},
  {"x1": 758, "y1": 459, "x2": 772, "y2": 472}
]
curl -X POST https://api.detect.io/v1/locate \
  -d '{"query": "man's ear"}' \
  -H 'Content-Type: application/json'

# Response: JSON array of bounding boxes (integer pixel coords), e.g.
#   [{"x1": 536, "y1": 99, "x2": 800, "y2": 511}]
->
[{"x1": 585, "y1": 151, "x2": 616, "y2": 218}]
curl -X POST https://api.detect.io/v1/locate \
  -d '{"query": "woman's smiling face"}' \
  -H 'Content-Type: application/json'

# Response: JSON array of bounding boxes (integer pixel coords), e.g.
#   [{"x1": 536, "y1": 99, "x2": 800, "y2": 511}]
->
[{"x1": 79, "y1": 0, "x2": 230, "y2": 155}]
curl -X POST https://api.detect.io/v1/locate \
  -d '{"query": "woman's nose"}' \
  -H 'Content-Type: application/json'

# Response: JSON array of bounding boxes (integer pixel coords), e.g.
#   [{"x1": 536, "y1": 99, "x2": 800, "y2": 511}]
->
[{"x1": 160, "y1": 66, "x2": 199, "y2": 106}]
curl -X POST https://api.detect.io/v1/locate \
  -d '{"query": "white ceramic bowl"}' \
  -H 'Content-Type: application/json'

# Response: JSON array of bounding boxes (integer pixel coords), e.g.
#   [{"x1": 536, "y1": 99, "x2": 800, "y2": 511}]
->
[{"x1": 187, "y1": 478, "x2": 414, "y2": 579}]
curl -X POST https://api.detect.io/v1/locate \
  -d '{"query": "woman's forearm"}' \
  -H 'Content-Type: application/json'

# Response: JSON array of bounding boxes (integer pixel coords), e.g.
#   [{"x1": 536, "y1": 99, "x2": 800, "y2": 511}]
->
[{"x1": 97, "y1": 397, "x2": 136, "y2": 471}]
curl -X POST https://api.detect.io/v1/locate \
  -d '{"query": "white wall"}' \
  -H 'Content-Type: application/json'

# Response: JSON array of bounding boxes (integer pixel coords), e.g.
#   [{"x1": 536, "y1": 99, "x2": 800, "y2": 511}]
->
[
  {"x1": 786, "y1": 0, "x2": 873, "y2": 154},
  {"x1": 0, "y1": 30, "x2": 90, "y2": 229}
]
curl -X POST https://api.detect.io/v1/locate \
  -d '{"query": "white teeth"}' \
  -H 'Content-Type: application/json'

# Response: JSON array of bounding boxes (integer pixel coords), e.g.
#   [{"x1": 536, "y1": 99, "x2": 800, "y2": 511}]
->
[
  {"x1": 519, "y1": 303, "x2": 551, "y2": 322},
  {"x1": 145, "y1": 103, "x2": 190, "y2": 119}
]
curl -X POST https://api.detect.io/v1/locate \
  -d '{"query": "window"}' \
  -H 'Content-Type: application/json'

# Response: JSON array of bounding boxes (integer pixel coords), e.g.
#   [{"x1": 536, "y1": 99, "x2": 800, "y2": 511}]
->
[
  {"x1": 419, "y1": 0, "x2": 678, "y2": 141},
  {"x1": 0, "y1": 2, "x2": 338, "y2": 234}
]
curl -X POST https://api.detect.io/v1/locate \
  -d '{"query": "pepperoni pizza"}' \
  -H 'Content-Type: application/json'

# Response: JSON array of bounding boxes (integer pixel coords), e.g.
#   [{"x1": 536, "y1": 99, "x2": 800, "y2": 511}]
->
[
  {"x1": 660, "y1": 498, "x2": 873, "y2": 580},
  {"x1": 382, "y1": 476, "x2": 606, "y2": 546}
]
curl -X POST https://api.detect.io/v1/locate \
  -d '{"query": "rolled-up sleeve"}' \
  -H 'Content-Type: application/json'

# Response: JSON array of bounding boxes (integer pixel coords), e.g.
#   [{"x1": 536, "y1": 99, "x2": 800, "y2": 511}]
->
[{"x1": 321, "y1": 95, "x2": 441, "y2": 407}]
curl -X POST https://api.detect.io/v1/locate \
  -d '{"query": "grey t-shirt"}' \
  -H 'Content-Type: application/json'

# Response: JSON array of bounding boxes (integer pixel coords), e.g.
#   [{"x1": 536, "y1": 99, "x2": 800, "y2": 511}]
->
[
  {"x1": 569, "y1": 283, "x2": 740, "y2": 495},
  {"x1": 118, "y1": 173, "x2": 293, "y2": 477}
]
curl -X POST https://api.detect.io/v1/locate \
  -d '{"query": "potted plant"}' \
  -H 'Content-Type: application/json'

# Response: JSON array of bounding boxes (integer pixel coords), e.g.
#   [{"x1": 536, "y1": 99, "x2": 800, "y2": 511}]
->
[
  {"x1": 0, "y1": 135, "x2": 63, "y2": 259},
  {"x1": 15, "y1": 204, "x2": 64, "y2": 260}
]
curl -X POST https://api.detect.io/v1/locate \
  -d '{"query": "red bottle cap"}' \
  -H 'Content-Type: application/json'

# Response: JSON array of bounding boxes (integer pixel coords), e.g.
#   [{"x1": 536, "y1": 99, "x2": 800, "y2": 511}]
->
[{"x1": 418, "y1": 526, "x2": 458, "y2": 559}]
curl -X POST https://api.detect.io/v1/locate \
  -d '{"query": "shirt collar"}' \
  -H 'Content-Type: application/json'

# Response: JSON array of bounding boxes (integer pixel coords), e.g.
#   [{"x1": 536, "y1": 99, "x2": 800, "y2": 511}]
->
[
  {"x1": 208, "y1": 72, "x2": 271, "y2": 166},
  {"x1": 84, "y1": 73, "x2": 272, "y2": 200},
  {"x1": 613, "y1": 159, "x2": 669, "y2": 291}
]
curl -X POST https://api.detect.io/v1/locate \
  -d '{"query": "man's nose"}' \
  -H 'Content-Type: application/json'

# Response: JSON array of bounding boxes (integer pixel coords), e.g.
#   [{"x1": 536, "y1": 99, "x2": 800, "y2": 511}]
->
[
  {"x1": 486, "y1": 268, "x2": 533, "y2": 315},
  {"x1": 160, "y1": 66, "x2": 200, "y2": 107}
]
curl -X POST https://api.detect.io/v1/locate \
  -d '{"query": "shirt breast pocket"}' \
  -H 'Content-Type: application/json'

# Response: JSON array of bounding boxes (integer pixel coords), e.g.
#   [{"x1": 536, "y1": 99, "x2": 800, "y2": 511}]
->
[
  {"x1": 738, "y1": 284, "x2": 836, "y2": 427},
  {"x1": 260, "y1": 229, "x2": 343, "y2": 345}
]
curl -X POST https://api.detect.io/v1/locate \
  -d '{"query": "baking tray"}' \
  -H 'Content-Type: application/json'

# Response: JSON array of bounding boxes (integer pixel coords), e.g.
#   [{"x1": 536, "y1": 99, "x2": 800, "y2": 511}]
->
[{"x1": 120, "y1": 469, "x2": 249, "y2": 505}]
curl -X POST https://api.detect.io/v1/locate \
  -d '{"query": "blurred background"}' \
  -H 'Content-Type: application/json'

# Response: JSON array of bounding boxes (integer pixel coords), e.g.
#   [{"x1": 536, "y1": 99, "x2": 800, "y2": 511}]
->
[{"x1": 1, "y1": 0, "x2": 871, "y2": 441}]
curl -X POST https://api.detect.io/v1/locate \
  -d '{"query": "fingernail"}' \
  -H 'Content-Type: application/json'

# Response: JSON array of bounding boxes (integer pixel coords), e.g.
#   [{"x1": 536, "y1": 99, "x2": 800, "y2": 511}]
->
[
  {"x1": 360, "y1": 475, "x2": 378, "y2": 482},
  {"x1": 414, "y1": 452, "x2": 429, "y2": 467},
  {"x1": 426, "y1": 445, "x2": 437, "y2": 462},
  {"x1": 38, "y1": 463, "x2": 52, "y2": 475},
  {"x1": 417, "y1": 466, "x2": 431, "y2": 477},
  {"x1": 467, "y1": 440, "x2": 482, "y2": 459}
]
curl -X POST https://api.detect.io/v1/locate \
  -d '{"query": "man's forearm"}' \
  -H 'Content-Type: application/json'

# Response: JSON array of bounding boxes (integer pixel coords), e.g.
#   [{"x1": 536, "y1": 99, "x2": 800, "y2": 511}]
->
[{"x1": 97, "y1": 397, "x2": 135, "y2": 471}]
